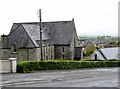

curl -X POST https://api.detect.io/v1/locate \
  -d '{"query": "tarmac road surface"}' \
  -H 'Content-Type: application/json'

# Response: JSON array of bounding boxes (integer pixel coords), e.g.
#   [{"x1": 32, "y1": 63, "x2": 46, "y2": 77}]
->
[{"x1": 1, "y1": 67, "x2": 119, "y2": 87}]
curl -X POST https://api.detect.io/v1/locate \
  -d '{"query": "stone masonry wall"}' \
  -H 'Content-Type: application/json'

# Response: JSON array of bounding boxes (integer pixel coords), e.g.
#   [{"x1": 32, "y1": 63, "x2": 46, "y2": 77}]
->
[
  {"x1": 70, "y1": 29, "x2": 79, "y2": 60},
  {"x1": 1, "y1": 48, "x2": 37, "y2": 62},
  {"x1": 54, "y1": 46, "x2": 70, "y2": 60},
  {"x1": 37, "y1": 45, "x2": 54, "y2": 60}
]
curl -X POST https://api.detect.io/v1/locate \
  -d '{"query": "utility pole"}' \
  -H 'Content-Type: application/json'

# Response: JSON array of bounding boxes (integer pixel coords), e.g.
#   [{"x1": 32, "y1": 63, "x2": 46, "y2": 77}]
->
[{"x1": 39, "y1": 9, "x2": 43, "y2": 61}]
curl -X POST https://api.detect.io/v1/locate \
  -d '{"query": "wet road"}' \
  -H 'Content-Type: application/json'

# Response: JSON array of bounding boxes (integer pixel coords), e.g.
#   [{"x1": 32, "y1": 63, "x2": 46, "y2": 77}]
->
[{"x1": 1, "y1": 67, "x2": 119, "y2": 87}]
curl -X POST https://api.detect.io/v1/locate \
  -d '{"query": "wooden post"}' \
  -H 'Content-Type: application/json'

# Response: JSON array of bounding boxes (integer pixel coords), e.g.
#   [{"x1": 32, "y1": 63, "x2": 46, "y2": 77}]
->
[{"x1": 39, "y1": 9, "x2": 43, "y2": 61}]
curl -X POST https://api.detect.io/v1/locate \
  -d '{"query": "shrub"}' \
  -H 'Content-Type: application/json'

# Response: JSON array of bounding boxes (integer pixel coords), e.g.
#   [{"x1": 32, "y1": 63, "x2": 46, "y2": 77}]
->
[
  {"x1": 85, "y1": 43, "x2": 96, "y2": 56},
  {"x1": 17, "y1": 60, "x2": 119, "y2": 73}
]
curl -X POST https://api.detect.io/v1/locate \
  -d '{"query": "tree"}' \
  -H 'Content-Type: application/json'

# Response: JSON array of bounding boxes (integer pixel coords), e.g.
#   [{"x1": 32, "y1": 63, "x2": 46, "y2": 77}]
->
[{"x1": 85, "y1": 43, "x2": 96, "y2": 56}]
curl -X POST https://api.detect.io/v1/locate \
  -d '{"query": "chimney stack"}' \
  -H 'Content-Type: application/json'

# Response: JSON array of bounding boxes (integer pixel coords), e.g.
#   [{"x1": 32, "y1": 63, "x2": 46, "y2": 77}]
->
[
  {"x1": 72, "y1": 18, "x2": 74, "y2": 22},
  {"x1": 1, "y1": 34, "x2": 7, "y2": 48}
]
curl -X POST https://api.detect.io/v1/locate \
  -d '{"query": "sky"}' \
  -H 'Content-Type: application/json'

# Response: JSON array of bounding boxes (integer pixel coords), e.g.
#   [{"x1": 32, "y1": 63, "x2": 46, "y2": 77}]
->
[{"x1": 0, "y1": 0, "x2": 119, "y2": 36}]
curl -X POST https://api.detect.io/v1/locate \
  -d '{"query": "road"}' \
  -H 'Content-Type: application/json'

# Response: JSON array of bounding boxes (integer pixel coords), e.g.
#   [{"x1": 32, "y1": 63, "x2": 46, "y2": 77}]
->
[{"x1": 1, "y1": 67, "x2": 119, "y2": 87}]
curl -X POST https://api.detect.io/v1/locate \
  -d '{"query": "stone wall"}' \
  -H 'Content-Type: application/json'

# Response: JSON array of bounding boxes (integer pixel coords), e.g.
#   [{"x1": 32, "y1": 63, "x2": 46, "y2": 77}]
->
[
  {"x1": 1, "y1": 49, "x2": 11, "y2": 60},
  {"x1": 1, "y1": 45, "x2": 55, "y2": 61},
  {"x1": 0, "y1": 58, "x2": 16, "y2": 73},
  {"x1": 1, "y1": 60, "x2": 11, "y2": 73},
  {"x1": 37, "y1": 45, "x2": 55, "y2": 60},
  {"x1": 54, "y1": 45, "x2": 70, "y2": 60},
  {"x1": 70, "y1": 29, "x2": 79, "y2": 60},
  {"x1": 42, "y1": 45, "x2": 54, "y2": 60},
  {"x1": 1, "y1": 48, "x2": 37, "y2": 62},
  {"x1": 18, "y1": 48, "x2": 38, "y2": 61}
]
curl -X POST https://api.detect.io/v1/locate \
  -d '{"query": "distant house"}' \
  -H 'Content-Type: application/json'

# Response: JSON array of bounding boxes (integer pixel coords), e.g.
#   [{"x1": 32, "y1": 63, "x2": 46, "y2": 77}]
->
[
  {"x1": 1, "y1": 19, "x2": 83, "y2": 61},
  {"x1": 91, "y1": 47, "x2": 120, "y2": 60}
]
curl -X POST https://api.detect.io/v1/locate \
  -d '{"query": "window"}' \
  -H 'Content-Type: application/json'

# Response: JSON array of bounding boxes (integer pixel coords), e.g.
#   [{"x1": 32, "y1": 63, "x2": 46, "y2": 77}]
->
[
  {"x1": 12, "y1": 42, "x2": 18, "y2": 53},
  {"x1": 62, "y1": 47, "x2": 65, "y2": 59},
  {"x1": 62, "y1": 47, "x2": 64, "y2": 52}
]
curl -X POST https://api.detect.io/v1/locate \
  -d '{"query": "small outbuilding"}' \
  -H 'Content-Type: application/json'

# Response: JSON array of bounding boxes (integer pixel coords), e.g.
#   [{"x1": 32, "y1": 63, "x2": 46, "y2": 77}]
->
[{"x1": 91, "y1": 47, "x2": 120, "y2": 60}]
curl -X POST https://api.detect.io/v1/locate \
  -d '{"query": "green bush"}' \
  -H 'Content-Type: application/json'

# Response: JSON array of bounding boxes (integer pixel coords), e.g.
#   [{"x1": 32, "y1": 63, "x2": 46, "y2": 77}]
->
[
  {"x1": 17, "y1": 60, "x2": 119, "y2": 73},
  {"x1": 85, "y1": 43, "x2": 96, "y2": 56}
]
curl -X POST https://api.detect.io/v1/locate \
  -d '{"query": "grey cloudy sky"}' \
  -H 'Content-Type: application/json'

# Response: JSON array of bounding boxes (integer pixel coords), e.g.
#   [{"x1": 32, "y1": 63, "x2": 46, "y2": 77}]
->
[{"x1": 0, "y1": 0, "x2": 119, "y2": 36}]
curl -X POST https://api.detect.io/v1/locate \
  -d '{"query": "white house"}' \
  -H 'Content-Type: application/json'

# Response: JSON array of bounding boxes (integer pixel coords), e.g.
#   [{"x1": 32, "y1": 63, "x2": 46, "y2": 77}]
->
[{"x1": 91, "y1": 47, "x2": 120, "y2": 60}]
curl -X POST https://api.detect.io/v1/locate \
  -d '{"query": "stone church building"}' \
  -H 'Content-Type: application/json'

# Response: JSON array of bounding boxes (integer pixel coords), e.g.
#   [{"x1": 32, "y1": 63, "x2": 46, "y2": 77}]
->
[{"x1": 1, "y1": 19, "x2": 82, "y2": 62}]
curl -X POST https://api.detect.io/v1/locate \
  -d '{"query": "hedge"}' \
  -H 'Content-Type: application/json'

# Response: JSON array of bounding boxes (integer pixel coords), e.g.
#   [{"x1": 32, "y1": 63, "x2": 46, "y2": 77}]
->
[{"x1": 17, "y1": 60, "x2": 120, "y2": 73}]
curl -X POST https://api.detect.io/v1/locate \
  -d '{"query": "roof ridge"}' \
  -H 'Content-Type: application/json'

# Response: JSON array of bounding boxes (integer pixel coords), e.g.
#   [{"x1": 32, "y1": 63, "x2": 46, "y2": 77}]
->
[
  {"x1": 13, "y1": 20, "x2": 73, "y2": 24},
  {"x1": 8, "y1": 24, "x2": 21, "y2": 37}
]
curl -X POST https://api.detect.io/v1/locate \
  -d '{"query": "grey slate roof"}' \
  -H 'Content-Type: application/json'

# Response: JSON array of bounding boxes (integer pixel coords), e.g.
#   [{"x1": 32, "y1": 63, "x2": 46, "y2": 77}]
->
[
  {"x1": 91, "y1": 47, "x2": 120, "y2": 60},
  {"x1": 7, "y1": 20, "x2": 76, "y2": 48}
]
